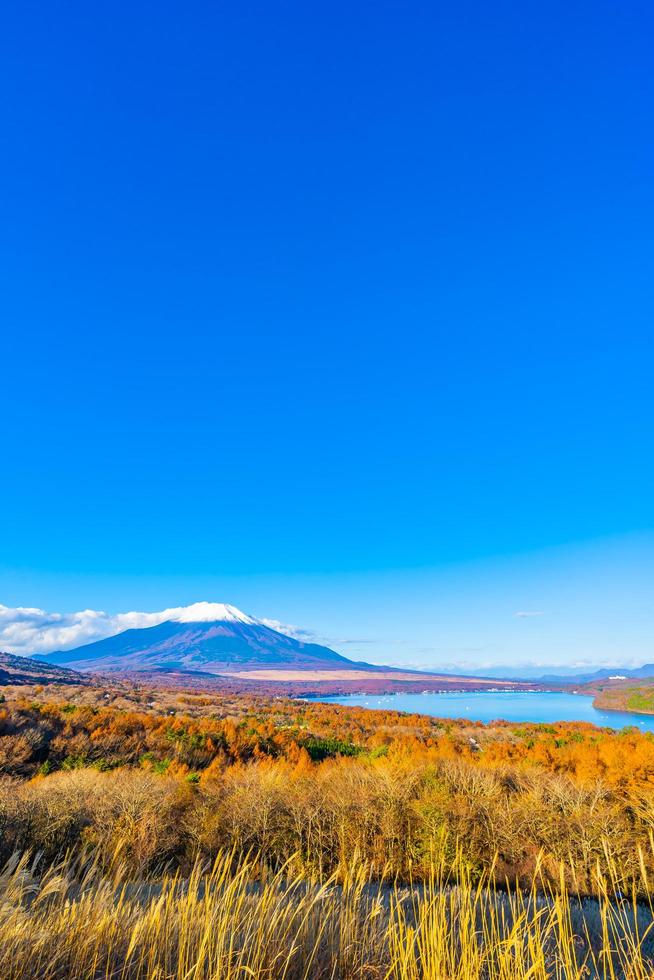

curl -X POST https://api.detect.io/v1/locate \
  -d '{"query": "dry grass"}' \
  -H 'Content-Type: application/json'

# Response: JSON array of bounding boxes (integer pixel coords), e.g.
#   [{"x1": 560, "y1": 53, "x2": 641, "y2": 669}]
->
[{"x1": 0, "y1": 845, "x2": 653, "y2": 979}]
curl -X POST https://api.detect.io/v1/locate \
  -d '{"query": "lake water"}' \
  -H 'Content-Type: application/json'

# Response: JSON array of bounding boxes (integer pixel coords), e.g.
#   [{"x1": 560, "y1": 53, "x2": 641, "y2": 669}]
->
[{"x1": 305, "y1": 690, "x2": 654, "y2": 731}]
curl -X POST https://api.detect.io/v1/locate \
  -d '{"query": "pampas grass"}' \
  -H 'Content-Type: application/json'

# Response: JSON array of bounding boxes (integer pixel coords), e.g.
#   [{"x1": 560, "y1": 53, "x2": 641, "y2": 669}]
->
[{"x1": 0, "y1": 844, "x2": 653, "y2": 979}]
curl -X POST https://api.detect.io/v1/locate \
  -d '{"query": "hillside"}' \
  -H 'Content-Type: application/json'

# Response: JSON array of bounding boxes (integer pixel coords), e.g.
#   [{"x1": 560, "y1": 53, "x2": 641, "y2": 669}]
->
[
  {"x1": 0, "y1": 651, "x2": 86, "y2": 686},
  {"x1": 577, "y1": 676, "x2": 654, "y2": 716}
]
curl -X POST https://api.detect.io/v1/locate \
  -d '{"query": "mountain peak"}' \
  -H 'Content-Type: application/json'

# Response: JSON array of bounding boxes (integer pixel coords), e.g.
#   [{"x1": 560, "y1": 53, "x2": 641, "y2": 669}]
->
[{"x1": 168, "y1": 602, "x2": 257, "y2": 625}]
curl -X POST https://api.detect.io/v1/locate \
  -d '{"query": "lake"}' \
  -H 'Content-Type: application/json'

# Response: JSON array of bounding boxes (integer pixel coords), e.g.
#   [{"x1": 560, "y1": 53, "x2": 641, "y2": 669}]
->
[{"x1": 305, "y1": 690, "x2": 654, "y2": 731}]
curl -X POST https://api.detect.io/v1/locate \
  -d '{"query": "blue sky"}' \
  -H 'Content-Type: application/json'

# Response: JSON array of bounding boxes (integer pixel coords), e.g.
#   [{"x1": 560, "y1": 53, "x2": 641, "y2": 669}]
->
[{"x1": 1, "y1": 2, "x2": 652, "y2": 668}]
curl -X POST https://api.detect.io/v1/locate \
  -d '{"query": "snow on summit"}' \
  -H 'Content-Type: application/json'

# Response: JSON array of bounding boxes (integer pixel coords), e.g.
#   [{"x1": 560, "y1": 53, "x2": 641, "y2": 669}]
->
[{"x1": 170, "y1": 602, "x2": 257, "y2": 624}]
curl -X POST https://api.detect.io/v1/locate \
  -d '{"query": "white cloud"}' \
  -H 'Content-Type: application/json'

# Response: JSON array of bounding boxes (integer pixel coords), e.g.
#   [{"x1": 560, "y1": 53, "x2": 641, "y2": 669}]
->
[
  {"x1": 261, "y1": 619, "x2": 375, "y2": 648},
  {"x1": 260, "y1": 618, "x2": 318, "y2": 642},
  {"x1": 0, "y1": 601, "x2": 257, "y2": 655},
  {"x1": 513, "y1": 611, "x2": 545, "y2": 618}
]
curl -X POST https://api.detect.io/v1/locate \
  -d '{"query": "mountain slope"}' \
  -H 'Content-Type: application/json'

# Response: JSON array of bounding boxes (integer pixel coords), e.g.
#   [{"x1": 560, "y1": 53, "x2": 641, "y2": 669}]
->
[
  {"x1": 0, "y1": 651, "x2": 87, "y2": 686},
  {"x1": 34, "y1": 607, "x2": 374, "y2": 675}
]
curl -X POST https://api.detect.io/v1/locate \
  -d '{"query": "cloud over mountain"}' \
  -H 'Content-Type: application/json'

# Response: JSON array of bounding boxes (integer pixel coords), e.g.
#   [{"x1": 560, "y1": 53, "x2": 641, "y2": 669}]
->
[{"x1": 0, "y1": 602, "x2": 302, "y2": 655}]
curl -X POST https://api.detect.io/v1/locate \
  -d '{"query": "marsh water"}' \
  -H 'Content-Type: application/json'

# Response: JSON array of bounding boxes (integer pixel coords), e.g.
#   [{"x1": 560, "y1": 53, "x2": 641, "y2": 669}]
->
[{"x1": 306, "y1": 690, "x2": 654, "y2": 731}]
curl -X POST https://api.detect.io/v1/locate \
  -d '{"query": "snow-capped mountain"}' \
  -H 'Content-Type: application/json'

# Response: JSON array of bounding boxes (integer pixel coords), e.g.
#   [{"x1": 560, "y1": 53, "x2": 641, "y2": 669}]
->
[
  {"x1": 34, "y1": 603, "x2": 372, "y2": 675},
  {"x1": 158, "y1": 602, "x2": 258, "y2": 625}
]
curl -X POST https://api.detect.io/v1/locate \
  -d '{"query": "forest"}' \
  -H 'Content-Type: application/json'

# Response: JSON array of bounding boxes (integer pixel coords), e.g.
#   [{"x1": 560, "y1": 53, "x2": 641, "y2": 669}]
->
[{"x1": 2, "y1": 680, "x2": 654, "y2": 977}]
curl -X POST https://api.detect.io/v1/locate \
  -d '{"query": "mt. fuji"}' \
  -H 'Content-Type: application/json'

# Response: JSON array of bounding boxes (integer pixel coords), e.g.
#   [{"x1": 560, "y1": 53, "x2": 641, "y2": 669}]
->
[{"x1": 34, "y1": 603, "x2": 375, "y2": 675}]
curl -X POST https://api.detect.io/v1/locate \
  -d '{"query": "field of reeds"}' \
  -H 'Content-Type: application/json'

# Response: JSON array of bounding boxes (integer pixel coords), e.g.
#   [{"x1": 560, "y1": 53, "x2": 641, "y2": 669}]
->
[{"x1": 1, "y1": 846, "x2": 654, "y2": 979}]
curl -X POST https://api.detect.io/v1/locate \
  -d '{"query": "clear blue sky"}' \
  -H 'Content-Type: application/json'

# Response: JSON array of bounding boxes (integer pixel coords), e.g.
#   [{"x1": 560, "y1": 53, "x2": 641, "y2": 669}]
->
[{"x1": 1, "y1": 2, "x2": 652, "y2": 668}]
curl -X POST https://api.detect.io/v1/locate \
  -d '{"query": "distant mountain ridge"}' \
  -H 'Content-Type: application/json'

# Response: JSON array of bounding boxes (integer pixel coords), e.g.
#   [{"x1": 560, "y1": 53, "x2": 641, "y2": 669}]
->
[
  {"x1": 535, "y1": 664, "x2": 654, "y2": 685},
  {"x1": 435, "y1": 663, "x2": 654, "y2": 684},
  {"x1": 34, "y1": 605, "x2": 378, "y2": 675}
]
